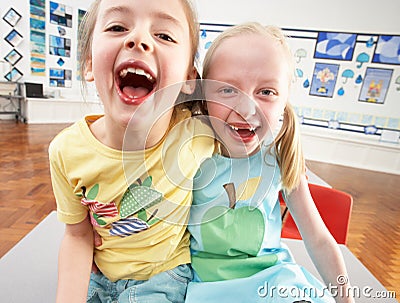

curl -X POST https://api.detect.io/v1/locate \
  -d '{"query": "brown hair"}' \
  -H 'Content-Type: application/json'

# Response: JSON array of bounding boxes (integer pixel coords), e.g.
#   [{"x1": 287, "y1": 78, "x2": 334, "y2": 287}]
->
[{"x1": 202, "y1": 22, "x2": 304, "y2": 192}]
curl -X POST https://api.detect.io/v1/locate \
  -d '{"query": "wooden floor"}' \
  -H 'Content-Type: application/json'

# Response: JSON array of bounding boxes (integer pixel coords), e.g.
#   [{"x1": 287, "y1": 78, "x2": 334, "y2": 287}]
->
[{"x1": 0, "y1": 121, "x2": 399, "y2": 297}]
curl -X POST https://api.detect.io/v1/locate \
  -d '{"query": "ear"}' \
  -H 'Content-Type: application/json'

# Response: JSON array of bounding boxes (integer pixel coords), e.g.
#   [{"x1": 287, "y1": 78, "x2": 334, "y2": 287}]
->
[
  {"x1": 84, "y1": 59, "x2": 94, "y2": 82},
  {"x1": 85, "y1": 71, "x2": 94, "y2": 82},
  {"x1": 180, "y1": 67, "x2": 198, "y2": 94}
]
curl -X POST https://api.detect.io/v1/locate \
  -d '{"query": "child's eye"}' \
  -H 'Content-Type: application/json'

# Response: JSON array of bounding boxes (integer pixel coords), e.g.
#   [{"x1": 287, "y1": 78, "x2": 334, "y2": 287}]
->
[
  {"x1": 220, "y1": 87, "x2": 237, "y2": 95},
  {"x1": 107, "y1": 25, "x2": 126, "y2": 32},
  {"x1": 259, "y1": 89, "x2": 276, "y2": 96},
  {"x1": 156, "y1": 33, "x2": 176, "y2": 43}
]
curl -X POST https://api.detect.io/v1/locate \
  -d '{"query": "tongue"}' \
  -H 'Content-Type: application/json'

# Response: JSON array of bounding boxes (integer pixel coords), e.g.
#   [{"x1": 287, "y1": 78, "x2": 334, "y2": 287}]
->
[
  {"x1": 236, "y1": 129, "x2": 254, "y2": 138},
  {"x1": 122, "y1": 86, "x2": 149, "y2": 98}
]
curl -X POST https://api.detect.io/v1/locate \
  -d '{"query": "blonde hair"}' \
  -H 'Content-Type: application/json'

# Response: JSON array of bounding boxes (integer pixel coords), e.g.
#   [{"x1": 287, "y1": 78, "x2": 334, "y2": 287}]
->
[
  {"x1": 202, "y1": 22, "x2": 304, "y2": 192},
  {"x1": 78, "y1": 0, "x2": 199, "y2": 95}
]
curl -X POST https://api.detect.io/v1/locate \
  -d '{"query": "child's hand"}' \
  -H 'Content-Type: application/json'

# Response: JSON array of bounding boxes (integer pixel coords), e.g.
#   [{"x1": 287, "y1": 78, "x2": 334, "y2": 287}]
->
[
  {"x1": 93, "y1": 229, "x2": 102, "y2": 247},
  {"x1": 91, "y1": 262, "x2": 99, "y2": 274},
  {"x1": 92, "y1": 228, "x2": 102, "y2": 273}
]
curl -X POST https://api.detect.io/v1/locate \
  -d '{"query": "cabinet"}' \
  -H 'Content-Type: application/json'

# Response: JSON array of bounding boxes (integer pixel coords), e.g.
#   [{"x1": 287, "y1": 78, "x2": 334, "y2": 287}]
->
[{"x1": 0, "y1": 81, "x2": 25, "y2": 122}]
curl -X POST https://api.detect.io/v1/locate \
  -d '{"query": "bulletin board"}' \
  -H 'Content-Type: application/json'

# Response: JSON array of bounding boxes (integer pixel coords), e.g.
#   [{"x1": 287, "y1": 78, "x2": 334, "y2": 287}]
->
[{"x1": 198, "y1": 23, "x2": 400, "y2": 144}]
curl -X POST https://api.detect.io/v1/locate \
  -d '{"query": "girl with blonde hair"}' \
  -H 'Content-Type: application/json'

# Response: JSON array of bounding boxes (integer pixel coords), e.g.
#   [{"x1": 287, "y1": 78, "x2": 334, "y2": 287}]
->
[{"x1": 187, "y1": 22, "x2": 354, "y2": 303}]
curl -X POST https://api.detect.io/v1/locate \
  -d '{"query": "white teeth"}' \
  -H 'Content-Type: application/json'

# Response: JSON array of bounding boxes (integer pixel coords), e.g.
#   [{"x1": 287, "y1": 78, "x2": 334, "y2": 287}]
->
[
  {"x1": 126, "y1": 67, "x2": 136, "y2": 74},
  {"x1": 119, "y1": 69, "x2": 128, "y2": 78},
  {"x1": 134, "y1": 68, "x2": 146, "y2": 77},
  {"x1": 119, "y1": 68, "x2": 154, "y2": 82},
  {"x1": 229, "y1": 125, "x2": 256, "y2": 132}
]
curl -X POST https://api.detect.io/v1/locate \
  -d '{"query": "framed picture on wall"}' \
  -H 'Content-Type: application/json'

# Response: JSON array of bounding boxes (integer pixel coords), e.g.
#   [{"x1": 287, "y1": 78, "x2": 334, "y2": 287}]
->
[
  {"x1": 372, "y1": 35, "x2": 400, "y2": 65},
  {"x1": 50, "y1": 1, "x2": 73, "y2": 28},
  {"x1": 49, "y1": 68, "x2": 64, "y2": 79},
  {"x1": 2, "y1": 8, "x2": 22, "y2": 27},
  {"x1": 4, "y1": 67, "x2": 23, "y2": 82},
  {"x1": 4, "y1": 49, "x2": 23, "y2": 66},
  {"x1": 30, "y1": 4, "x2": 46, "y2": 19},
  {"x1": 358, "y1": 67, "x2": 393, "y2": 104},
  {"x1": 314, "y1": 32, "x2": 357, "y2": 61},
  {"x1": 4, "y1": 29, "x2": 23, "y2": 47},
  {"x1": 309, "y1": 63, "x2": 340, "y2": 98},
  {"x1": 49, "y1": 35, "x2": 71, "y2": 58},
  {"x1": 49, "y1": 68, "x2": 72, "y2": 88}
]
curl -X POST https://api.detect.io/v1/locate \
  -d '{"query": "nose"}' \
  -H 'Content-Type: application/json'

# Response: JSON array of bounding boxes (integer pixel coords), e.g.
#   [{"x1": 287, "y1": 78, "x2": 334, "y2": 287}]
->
[
  {"x1": 233, "y1": 93, "x2": 257, "y2": 120},
  {"x1": 124, "y1": 30, "x2": 152, "y2": 52}
]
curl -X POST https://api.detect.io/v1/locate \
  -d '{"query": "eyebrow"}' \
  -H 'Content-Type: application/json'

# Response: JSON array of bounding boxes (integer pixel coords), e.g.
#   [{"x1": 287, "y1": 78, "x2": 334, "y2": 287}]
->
[
  {"x1": 151, "y1": 11, "x2": 182, "y2": 28},
  {"x1": 101, "y1": 6, "x2": 183, "y2": 28},
  {"x1": 100, "y1": 5, "x2": 127, "y2": 19}
]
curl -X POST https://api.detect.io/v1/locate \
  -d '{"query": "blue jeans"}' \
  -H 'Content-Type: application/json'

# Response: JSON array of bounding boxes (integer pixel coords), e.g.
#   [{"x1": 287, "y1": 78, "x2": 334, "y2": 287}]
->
[{"x1": 87, "y1": 264, "x2": 193, "y2": 303}]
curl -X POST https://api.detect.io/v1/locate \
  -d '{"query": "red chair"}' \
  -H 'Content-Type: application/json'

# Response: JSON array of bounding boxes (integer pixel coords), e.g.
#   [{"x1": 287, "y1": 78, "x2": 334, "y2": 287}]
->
[{"x1": 281, "y1": 183, "x2": 353, "y2": 245}]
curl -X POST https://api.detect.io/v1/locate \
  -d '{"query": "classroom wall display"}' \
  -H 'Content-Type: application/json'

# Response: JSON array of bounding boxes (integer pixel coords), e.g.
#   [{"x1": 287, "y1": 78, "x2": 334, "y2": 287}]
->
[
  {"x1": 4, "y1": 67, "x2": 23, "y2": 82},
  {"x1": 30, "y1": 18, "x2": 45, "y2": 33},
  {"x1": 309, "y1": 63, "x2": 340, "y2": 98},
  {"x1": 372, "y1": 35, "x2": 400, "y2": 65},
  {"x1": 359, "y1": 67, "x2": 393, "y2": 104},
  {"x1": 1, "y1": 7, "x2": 24, "y2": 81},
  {"x1": 2, "y1": 7, "x2": 22, "y2": 27},
  {"x1": 49, "y1": 1, "x2": 73, "y2": 28},
  {"x1": 46, "y1": 0, "x2": 76, "y2": 91},
  {"x1": 30, "y1": 3, "x2": 45, "y2": 18},
  {"x1": 198, "y1": 23, "x2": 400, "y2": 143},
  {"x1": 314, "y1": 32, "x2": 357, "y2": 61},
  {"x1": 30, "y1": 0, "x2": 45, "y2": 6},
  {"x1": 4, "y1": 49, "x2": 23, "y2": 66},
  {"x1": 49, "y1": 68, "x2": 72, "y2": 87},
  {"x1": 49, "y1": 35, "x2": 71, "y2": 57},
  {"x1": 30, "y1": 0, "x2": 46, "y2": 76},
  {"x1": 0, "y1": 1, "x2": 93, "y2": 95},
  {"x1": 4, "y1": 29, "x2": 23, "y2": 47}
]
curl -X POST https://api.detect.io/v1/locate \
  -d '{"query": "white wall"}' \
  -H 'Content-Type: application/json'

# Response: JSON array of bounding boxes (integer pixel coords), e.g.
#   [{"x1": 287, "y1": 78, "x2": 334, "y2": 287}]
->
[
  {"x1": 0, "y1": 0, "x2": 399, "y2": 173},
  {"x1": 195, "y1": 0, "x2": 400, "y2": 34}
]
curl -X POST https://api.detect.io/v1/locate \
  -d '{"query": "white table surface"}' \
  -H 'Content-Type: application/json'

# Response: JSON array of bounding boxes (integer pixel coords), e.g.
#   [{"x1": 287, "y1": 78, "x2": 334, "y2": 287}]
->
[
  {"x1": 0, "y1": 211, "x2": 397, "y2": 303},
  {"x1": 283, "y1": 239, "x2": 397, "y2": 302}
]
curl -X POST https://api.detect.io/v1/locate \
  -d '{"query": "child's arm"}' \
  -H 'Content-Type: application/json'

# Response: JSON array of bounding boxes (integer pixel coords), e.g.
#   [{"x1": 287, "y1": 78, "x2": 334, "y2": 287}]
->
[
  {"x1": 285, "y1": 175, "x2": 355, "y2": 303},
  {"x1": 56, "y1": 216, "x2": 94, "y2": 303}
]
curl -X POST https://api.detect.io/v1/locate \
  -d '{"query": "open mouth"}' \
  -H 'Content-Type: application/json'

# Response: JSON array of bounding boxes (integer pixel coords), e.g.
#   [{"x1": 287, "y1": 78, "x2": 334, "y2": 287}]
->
[
  {"x1": 117, "y1": 66, "x2": 156, "y2": 103},
  {"x1": 228, "y1": 124, "x2": 258, "y2": 141}
]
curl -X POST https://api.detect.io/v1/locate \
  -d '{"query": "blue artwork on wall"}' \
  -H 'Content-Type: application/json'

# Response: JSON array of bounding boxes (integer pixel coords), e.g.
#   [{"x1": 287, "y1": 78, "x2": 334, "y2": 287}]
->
[
  {"x1": 309, "y1": 63, "x2": 340, "y2": 98},
  {"x1": 372, "y1": 35, "x2": 400, "y2": 65},
  {"x1": 359, "y1": 67, "x2": 393, "y2": 104},
  {"x1": 314, "y1": 32, "x2": 357, "y2": 61},
  {"x1": 49, "y1": 68, "x2": 72, "y2": 87},
  {"x1": 49, "y1": 35, "x2": 71, "y2": 57},
  {"x1": 50, "y1": 1, "x2": 72, "y2": 28}
]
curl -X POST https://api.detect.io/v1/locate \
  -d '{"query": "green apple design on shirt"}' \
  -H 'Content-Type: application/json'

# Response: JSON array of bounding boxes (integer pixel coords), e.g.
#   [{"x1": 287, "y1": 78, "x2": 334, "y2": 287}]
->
[
  {"x1": 108, "y1": 176, "x2": 163, "y2": 237},
  {"x1": 119, "y1": 176, "x2": 162, "y2": 222},
  {"x1": 194, "y1": 178, "x2": 277, "y2": 281},
  {"x1": 200, "y1": 178, "x2": 265, "y2": 255}
]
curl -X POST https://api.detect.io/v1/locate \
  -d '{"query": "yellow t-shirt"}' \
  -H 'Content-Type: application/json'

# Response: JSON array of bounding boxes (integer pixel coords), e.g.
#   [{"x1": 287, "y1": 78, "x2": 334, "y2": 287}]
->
[{"x1": 49, "y1": 110, "x2": 214, "y2": 281}]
